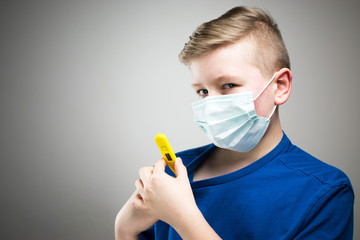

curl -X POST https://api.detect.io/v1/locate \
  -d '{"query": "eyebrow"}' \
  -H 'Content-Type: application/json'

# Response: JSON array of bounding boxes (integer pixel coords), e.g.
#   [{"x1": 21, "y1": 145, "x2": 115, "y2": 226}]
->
[
  {"x1": 191, "y1": 82, "x2": 203, "y2": 87},
  {"x1": 191, "y1": 75, "x2": 242, "y2": 87}
]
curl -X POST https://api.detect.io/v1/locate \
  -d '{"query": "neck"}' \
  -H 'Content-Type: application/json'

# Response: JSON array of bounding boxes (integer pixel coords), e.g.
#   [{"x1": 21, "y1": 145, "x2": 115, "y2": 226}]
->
[{"x1": 248, "y1": 112, "x2": 283, "y2": 158}]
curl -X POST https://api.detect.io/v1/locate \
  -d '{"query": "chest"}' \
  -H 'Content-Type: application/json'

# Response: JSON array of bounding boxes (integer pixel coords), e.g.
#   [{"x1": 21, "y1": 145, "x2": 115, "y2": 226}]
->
[{"x1": 189, "y1": 177, "x2": 317, "y2": 239}]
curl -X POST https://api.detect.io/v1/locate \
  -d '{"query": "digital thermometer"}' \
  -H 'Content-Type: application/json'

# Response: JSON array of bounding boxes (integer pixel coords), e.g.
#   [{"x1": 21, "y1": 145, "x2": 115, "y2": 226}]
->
[{"x1": 155, "y1": 133, "x2": 176, "y2": 174}]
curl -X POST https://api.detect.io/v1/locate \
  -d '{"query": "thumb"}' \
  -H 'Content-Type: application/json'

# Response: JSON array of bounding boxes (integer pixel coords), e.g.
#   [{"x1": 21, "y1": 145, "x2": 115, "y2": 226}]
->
[{"x1": 175, "y1": 157, "x2": 187, "y2": 178}]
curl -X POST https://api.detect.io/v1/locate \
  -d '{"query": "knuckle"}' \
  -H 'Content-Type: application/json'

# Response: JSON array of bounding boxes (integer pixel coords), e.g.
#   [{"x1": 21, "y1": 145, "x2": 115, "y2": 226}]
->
[
  {"x1": 131, "y1": 197, "x2": 140, "y2": 209},
  {"x1": 142, "y1": 195, "x2": 150, "y2": 203},
  {"x1": 132, "y1": 195, "x2": 146, "y2": 210},
  {"x1": 143, "y1": 184, "x2": 153, "y2": 194},
  {"x1": 151, "y1": 173, "x2": 161, "y2": 184},
  {"x1": 134, "y1": 179, "x2": 139, "y2": 186},
  {"x1": 134, "y1": 179, "x2": 141, "y2": 188}
]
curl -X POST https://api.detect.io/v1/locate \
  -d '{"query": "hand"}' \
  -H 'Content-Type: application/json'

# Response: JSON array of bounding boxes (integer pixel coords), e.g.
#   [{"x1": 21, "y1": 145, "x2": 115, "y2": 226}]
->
[
  {"x1": 134, "y1": 158, "x2": 221, "y2": 239},
  {"x1": 115, "y1": 188, "x2": 158, "y2": 240},
  {"x1": 135, "y1": 158, "x2": 198, "y2": 229}
]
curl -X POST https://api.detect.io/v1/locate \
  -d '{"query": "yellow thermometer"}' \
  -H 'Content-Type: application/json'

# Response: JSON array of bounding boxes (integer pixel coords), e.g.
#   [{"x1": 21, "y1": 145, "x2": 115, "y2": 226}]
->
[{"x1": 155, "y1": 133, "x2": 176, "y2": 174}]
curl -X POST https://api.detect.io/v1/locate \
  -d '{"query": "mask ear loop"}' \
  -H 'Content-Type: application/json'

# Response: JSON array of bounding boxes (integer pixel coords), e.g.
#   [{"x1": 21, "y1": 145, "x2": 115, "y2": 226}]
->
[
  {"x1": 252, "y1": 72, "x2": 278, "y2": 101},
  {"x1": 252, "y1": 72, "x2": 279, "y2": 120},
  {"x1": 266, "y1": 105, "x2": 277, "y2": 120}
]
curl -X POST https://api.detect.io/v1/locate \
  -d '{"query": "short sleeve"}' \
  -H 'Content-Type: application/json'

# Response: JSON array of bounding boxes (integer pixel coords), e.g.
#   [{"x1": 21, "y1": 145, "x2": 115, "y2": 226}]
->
[{"x1": 294, "y1": 184, "x2": 354, "y2": 239}]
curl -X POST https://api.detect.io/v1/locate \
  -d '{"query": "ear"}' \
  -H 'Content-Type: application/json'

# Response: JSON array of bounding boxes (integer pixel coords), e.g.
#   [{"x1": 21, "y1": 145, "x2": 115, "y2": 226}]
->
[{"x1": 274, "y1": 68, "x2": 292, "y2": 105}]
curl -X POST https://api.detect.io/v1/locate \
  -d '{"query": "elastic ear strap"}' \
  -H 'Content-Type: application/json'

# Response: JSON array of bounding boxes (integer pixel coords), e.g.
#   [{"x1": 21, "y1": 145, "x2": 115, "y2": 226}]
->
[
  {"x1": 267, "y1": 105, "x2": 277, "y2": 120},
  {"x1": 253, "y1": 72, "x2": 278, "y2": 101}
]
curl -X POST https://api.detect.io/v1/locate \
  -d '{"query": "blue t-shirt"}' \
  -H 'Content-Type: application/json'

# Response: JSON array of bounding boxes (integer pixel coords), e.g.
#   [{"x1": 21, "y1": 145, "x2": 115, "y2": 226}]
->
[{"x1": 140, "y1": 133, "x2": 354, "y2": 239}]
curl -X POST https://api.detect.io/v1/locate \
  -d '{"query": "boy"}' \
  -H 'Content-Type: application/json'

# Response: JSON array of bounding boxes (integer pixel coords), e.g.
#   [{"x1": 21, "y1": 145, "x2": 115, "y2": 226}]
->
[{"x1": 115, "y1": 6, "x2": 354, "y2": 239}]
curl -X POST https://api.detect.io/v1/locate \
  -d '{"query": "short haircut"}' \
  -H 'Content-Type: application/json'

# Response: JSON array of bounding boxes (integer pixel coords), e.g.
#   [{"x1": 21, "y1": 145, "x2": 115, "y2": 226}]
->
[{"x1": 179, "y1": 6, "x2": 290, "y2": 78}]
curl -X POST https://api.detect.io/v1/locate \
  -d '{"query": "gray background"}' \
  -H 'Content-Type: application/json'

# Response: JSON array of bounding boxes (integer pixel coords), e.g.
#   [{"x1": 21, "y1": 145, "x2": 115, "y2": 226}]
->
[{"x1": 0, "y1": 0, "x2": 359, "y2": 239}]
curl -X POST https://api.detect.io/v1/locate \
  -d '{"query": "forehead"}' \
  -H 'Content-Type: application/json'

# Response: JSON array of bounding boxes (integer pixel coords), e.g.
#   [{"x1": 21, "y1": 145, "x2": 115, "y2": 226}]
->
[{"x1": 189, "y1": 39, "x2": 263, "y2": 86}]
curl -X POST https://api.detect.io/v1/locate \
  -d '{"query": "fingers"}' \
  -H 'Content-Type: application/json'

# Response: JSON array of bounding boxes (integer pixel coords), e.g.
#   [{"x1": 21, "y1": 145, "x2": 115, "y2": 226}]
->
[
  {"x1": 174, "y1": 157, "x2": 187, "y2": 179},
  {"x1": 135, "y1": 158, "x2": 186, "y2": 198},
  {"x1": 139, "y1": 167, "x2": 154, "y2": 182},
  {"x1": 153, "y1": 158, "x2": 187, "y2": 178},
  {"x1": 131, "y1": 187, "x2": 146, "y2": 210},
  {"x1": 135, "y1": 179, "x2": 144, "y2": 197},
  {"x1": 136, "y1": 166, "x2": 154, "y2": 197},
  {"x1": 153, "y1": 159, "x2": 166, "y2": 175},
  {"x1": 139, "y1": 166, "x2": 153, "y2": 183}
]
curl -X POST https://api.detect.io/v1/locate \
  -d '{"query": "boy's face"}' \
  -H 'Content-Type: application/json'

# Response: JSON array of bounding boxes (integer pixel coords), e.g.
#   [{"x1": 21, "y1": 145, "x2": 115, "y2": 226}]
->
[{"x1": 189, "y1": 39, "x2": 276, "y2": 119}]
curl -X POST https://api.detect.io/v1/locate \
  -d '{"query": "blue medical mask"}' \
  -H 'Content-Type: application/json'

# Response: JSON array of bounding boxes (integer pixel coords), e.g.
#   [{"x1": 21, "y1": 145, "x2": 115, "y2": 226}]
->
[{"x1": 192, "y1": 72, "x2": 278, "y2": 152}]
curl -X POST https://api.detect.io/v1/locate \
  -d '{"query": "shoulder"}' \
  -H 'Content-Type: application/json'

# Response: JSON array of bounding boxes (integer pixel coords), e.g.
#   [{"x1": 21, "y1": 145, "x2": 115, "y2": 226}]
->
[
  {"x1": 277, "y1": 145, "x2": 354, "y2": 238},
  {"x1": 278, "y1": 144, "x2": 353, "y2": 192}
]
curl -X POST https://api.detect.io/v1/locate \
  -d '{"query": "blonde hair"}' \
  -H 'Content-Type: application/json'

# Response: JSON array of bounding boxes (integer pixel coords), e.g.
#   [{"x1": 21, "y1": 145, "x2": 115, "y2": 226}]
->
[{"x1": 179, "y1": 6, "x2": 290, "y2": 78}]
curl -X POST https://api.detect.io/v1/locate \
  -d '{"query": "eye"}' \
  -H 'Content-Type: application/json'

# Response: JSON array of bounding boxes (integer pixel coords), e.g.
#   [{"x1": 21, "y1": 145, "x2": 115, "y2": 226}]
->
[
  {"x1": 223, "y1": 83, "x2": 236, "y2": 89},
  {"x1": 197, "y1": 89, "x2": 208, "y2": 96}
]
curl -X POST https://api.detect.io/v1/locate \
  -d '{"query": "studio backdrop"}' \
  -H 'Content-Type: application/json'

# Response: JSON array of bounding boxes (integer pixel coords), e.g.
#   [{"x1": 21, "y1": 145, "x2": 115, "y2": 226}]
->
[{"x1": 0, "y1": 0, "x2": 359, "y2": 239}]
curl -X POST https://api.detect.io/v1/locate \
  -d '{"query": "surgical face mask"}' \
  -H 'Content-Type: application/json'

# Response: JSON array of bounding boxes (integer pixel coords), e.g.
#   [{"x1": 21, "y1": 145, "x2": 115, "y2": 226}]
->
[{"x1": 191, "y1": 72, "x2": 278, "y2": 152}]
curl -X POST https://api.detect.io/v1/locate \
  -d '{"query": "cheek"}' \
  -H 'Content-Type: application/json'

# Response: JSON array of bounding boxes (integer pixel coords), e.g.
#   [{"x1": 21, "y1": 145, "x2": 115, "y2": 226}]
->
[{"x1": 253, "y1": 89, "x2": 275, "y2": 118}]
